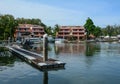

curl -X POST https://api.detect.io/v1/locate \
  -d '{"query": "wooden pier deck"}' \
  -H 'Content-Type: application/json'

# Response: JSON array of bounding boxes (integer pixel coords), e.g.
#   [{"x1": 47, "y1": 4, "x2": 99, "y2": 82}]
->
[{"x1": 6, "y1": 45, "x2": 66, "y2": 71}]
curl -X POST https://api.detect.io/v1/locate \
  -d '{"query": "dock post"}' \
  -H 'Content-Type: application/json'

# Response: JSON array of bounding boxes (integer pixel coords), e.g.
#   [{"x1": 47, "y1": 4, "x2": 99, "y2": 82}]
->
[
  {"x1": 43, "y1": 71, "x2": 48, "y2": 84},
  {"x1": 43, "y1": 34, "x2": 48, "y2": 61}
]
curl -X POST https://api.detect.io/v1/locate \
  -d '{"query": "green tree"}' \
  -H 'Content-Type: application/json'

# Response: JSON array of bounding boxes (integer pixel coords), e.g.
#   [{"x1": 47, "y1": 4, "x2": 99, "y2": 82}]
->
[
  {"x1": 106, "y1": 25, "x2": 113, "y2": 37},
  {"x1": 16, "y1": 18, "x2": 42, "y2": 25},
  {"x1": 45, "y1": 26, "x2": 53, "y2": 35},
  {"x1": 0, "y1": 14, "x2": 18, "y2": 40},
  {"x1": 84, "y1": 17, "x2": 96, "y2": 39},
  {"x1": 101, "y1": 25, "x2": 120, "y2": 36},
  {"x1": 53, "y1": 24, "x2": 60, "y2": 37},
  {"x1": 94, "y1": 26, "x2": 102, "y2": 37}
]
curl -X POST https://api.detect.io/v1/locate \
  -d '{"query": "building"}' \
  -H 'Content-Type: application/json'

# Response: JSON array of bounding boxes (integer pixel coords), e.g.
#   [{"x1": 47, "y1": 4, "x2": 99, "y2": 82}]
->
[
  {"x1": 56, "y1": 26, "x2": 86, "y2": 41},
  {"x1": 15, "y1": 24, "x2": 45, "y2": 40}
]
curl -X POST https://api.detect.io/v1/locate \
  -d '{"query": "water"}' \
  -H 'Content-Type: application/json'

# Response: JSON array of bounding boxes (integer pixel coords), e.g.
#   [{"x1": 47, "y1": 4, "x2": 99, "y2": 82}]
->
[{"x1": 0, "y1": 42, "x2": 120, "y2": 84}]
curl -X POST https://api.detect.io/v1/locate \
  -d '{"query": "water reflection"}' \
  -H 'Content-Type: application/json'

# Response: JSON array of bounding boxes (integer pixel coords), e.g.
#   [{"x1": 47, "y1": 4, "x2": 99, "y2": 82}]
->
[
  {"x1": 0, "y1": 43, "x2": 120, "y2": 84},
  {"x1": 0, "y1": 47, "x2": 9, "y2": 51},
  {"x1": 23, "y1": 43, "x2": 52, "y2": 54},
  {"x1": 54, "y1": 43, "x2": 101, "y2": 56},
  {"x1": 23, "y1": 44, "x2": 42, "y2": 53},
  {"x1": 85, "y1": 43, "x2": 101, "y2": 56},
  {"x1": 23, "y1": 43, "x2": 101, "y2": 57},
  {"x1": 0, "y1": 47, "x2": 16, "y2": 71},
  {"x1": 43, "y1": 71, "x2": 48, "y2": 84},
  {"x1": 54, "y1": 43, "x2": 86, "y2": 55}
]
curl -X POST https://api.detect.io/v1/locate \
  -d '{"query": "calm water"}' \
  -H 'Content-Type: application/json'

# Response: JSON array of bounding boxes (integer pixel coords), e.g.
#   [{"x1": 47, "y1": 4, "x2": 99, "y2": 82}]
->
[{"x1": 0, "y1": 42, "x2": 120, "y2": 84}]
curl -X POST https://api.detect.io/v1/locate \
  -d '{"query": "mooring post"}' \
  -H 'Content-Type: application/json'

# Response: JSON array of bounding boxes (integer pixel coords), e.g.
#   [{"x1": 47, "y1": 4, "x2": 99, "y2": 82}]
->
[
  {"x1": 43, "y1": 71, "x2": 48, "y2": 84},
  {"x1": 43, "y1": 34, "x2": 48, "y2": 61}
]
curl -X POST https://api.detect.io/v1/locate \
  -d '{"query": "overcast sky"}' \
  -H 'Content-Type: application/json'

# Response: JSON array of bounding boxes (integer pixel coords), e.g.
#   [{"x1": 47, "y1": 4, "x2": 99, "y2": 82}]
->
[{"x1": 0, "y1": 0, "x2": 120, "y2": 27}]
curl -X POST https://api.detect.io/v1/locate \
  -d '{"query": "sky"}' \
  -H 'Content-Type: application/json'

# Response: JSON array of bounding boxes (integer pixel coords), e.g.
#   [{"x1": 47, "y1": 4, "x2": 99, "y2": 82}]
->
[{"x1": 0, "y1": 0, "x2": 120, "y2": 27}]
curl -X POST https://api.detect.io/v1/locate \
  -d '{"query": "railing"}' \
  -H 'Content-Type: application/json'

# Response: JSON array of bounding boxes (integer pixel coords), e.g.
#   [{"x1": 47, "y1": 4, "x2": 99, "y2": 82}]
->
[
  {"x1": 58, "y1": 31, "x2": 70, "y2": 33},
  {"x1": 72, "y1": 30, "x2": 85, "y2": 33},
  {"x1": 16, "y1": 30, "x2": 31, "y2": 32}
]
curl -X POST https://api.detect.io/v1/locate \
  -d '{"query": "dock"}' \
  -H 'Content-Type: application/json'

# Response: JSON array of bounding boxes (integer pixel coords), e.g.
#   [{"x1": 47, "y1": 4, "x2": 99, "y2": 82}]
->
[{"x1": 6, "y1": 45, "x2": 66, "y2": 71}]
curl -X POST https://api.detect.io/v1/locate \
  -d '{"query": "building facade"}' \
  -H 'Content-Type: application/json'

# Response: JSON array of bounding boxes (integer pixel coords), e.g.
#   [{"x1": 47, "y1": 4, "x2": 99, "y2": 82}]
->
[
  {"x1": 56, "y1": 26, "x2": 86, "y2": 41},
  {"x1": 15, "y1": 24, "x2": 45, "y2": 40}
]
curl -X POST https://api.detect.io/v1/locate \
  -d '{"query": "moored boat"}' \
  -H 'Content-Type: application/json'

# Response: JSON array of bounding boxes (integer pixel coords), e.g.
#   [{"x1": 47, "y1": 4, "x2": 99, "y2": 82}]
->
[{"x1": 55, "y1": 38, "x2": 65, "y2": 44}]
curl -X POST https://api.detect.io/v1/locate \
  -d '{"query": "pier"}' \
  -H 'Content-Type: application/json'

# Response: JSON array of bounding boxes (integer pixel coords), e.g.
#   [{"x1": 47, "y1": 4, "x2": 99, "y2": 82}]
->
[
  {"x1": 5, "y1": 34, "x2": 65, "y2": 71},
  {"x1": 7, "y1": 45, "x2": 65, "y2": 71}
]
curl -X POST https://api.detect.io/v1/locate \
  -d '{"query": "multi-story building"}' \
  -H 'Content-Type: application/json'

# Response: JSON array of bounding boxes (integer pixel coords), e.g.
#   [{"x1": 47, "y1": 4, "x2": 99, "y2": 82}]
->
[
  {"x1": 15, "y1": 24, "x2": 45, "y2": 40},
  {"x1": 56, "y1": 26, "x2": 86, "y2": 41}
]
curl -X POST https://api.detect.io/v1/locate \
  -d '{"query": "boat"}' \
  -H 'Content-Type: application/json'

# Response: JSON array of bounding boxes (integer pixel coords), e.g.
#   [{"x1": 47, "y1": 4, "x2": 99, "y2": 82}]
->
[
  {"x1": 29, "y1": 37, "x2": 42, "y2": 44},
  {"x1": 22, "y1": 37, "x2": 42, "y2": 45},
  {"x1": 55, "y1": 38, "x2": 65, "y2": 44}
]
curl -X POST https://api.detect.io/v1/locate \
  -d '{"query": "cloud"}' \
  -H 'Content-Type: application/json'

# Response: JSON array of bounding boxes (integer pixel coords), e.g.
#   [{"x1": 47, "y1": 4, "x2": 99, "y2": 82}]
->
[
  {"x1": 0, "y1": 0, "x2": 120, "y2": 27},
  {"x1": 0, "y1": 0, "x2": 86, "y2": 26}
]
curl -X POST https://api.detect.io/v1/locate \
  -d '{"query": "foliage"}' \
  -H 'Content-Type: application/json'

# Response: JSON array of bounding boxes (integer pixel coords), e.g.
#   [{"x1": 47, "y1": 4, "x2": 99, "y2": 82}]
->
[
  {"x1": 0, "y1": 47, "x2": 9, "y2": 52},
  {"x1": 1, "y1": 13, "x2": 120, "y2": 41},
  {"x1": 16, "y1": 18, "x2": 47, "y2": 27},
  {"x1": 93, "y1": 26, "x2": 102, "y2": 37},
  {"x1": 16, "y1": 17, "x2": 47, "y2": 35},
  {"x1": 0, "y1": 55, "x2": 16, "y2": 66},
  {"x1": 53, "y1": 24, "x2": 60, "y2": 37},
  {"x1": 16, "y1": 18, "x2": 41, "y2": 25},
  {"x1": 85, "y1": 43, "x2": 100, "y2": 56},
  {"x1": 44, "y1": 26, "x2": 53, "y2": 35},
  {"x1": 84, "y1": 17, "x2": 102, "y2": 38},
  {"x1": 0, "y1": 14, "x2": 47, "y2": 40},
  {"x1": 101, "y1": 25, "x2": 120, "y2": 36},
  {"x1": 84, "y1": 17, "x2": 96, "y2": 35},
  {"x1": 44, "y1": 24, "x2": 60, "y2": 37},
  {"x1": 0, "y1": 14, "x2": 18, "y2": 40}
]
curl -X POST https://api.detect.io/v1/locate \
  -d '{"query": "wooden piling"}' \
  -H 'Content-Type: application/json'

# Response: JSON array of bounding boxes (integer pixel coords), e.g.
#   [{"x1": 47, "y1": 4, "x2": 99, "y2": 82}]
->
[
  {"x1": 43, "y1": 71, "x2": 48, "y2": 84},
  {"x1": 43, "y1": 34, "x2": 48, "y2": 62}
]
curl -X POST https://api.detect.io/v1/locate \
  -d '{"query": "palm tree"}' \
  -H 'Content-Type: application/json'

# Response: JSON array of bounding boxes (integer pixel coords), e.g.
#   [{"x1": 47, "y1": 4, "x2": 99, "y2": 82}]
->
[{"x1": 53, "y1": 24, "x2": 60, "y2": 37}]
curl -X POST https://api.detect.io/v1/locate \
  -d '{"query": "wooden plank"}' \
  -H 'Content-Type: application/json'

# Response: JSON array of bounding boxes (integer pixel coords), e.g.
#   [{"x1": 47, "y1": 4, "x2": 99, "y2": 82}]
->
[{"x1": 6, "y1": 45, "x2": 66, "y2": 71}]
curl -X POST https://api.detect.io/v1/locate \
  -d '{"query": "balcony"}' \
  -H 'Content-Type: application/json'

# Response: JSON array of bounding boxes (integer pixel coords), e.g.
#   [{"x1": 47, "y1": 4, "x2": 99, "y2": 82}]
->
[
  {"x1": 72, "y1": 34, "x2": 85, "y2": 36},
  {"x1": 72, "y1": 30, "x2": 85, "y2": 33},
  {"x1": 59, "y1": 30, "x2": 70, "y2": 33},
  {"x1": 16, "y1": 29, "x2": 31, "y2": 32},
  {"x1": 57, "y1": 34, "x2": 69, "y2": 37},
  {"x1": 33, "y1": 30, "x2": 44, "y2": 32}
]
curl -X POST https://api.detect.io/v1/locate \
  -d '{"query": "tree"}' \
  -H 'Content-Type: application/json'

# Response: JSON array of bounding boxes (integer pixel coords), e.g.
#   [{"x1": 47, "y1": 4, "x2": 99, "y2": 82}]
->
[
  {"x1": 101, "y1": 25, "x2": 120, "y2": 36},
  {"x1": 0, "y1": 14, "x2": 18, "y2": 40},
  {"x1": 53, "y1": 24, "x2": 60, "y2": 37},
  {"x1": 44, "y1": 26, "x2": 53, "y2": 35},
  {"x1": 106, "y1": 25, "x2": 113, "y2": 37},
  {"x1": 84, "y1": 17, "x2": 96, "y2": 39},
  {"x1": 94, "y1": 26, "x2": 102, "y2": 38},
  {"x1": 16, "y1": 18, "x2": 42, "y2": 25}
]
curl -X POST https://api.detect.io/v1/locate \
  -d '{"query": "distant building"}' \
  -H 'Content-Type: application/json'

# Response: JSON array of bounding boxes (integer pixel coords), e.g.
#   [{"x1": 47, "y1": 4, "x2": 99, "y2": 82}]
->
[
  {"x1": 56, "y1": 26, "x2": 86, "y2": 41},
  {"x1": 14, "y1": 24, "x2": 45, "y2": 40}
]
